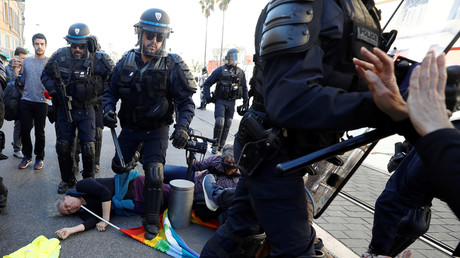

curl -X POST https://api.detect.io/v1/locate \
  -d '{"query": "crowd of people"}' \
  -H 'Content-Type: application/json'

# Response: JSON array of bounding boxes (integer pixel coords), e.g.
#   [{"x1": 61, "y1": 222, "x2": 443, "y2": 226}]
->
[{"x1": 0, "y1": 3, "x2": 459, "y2": 258}]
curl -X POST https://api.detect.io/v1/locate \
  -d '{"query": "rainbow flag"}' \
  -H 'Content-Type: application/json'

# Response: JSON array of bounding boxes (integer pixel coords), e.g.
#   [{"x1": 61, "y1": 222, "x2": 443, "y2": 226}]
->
[
  {"x1": 120, "y1": 210, "x2": 199, "y2": 258},
  {"x1": 191, "y1": 210, "x2": 220, "y2": 229}
]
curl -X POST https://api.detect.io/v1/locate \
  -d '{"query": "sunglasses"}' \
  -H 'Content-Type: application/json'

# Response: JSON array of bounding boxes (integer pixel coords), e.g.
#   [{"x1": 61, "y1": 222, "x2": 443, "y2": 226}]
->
[
  {"x1": 144, "y1": 31, "x2": 165, "y2": 42},
  {"x1": 71, "y1": 43, "x2": 86, "y2": 50}
]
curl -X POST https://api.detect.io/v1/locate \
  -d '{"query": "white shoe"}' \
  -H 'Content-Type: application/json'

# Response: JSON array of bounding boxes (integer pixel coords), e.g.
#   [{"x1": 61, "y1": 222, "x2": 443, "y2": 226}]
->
[
  {"x1": 202, "y1": 174, "x2": 219, "y2": 211},
  {"x1": 13, "y1": 151, "x2": 23, "y2": 159}
]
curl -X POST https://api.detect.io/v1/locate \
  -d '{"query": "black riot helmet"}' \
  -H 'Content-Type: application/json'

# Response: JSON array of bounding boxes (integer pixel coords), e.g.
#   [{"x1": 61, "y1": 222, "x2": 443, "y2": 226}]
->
[
  {"x1": 134, "y1": 8, "x2": 172, "y2": 57},
  {"x1": 225, "y1": 48, "x2": 239, "y2": 64},
  {"x1": 65, "y1": 23, "x2": 91, "y2": 44}
]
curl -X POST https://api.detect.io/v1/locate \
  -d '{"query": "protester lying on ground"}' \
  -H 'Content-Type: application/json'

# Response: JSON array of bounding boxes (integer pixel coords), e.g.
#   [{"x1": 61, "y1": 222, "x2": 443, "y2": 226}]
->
[
  {"x1": 55, "y1": 170, "x2": 169, "y2": 240},
  {"x1": 354, "y1": 48, "x2": 460, "y2": 257}
]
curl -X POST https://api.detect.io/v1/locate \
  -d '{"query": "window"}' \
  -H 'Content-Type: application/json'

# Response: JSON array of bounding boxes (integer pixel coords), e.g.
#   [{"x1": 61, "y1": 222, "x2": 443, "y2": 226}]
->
[{"x1": 3, "y1": 1, "x2": 7, "y2": 22}]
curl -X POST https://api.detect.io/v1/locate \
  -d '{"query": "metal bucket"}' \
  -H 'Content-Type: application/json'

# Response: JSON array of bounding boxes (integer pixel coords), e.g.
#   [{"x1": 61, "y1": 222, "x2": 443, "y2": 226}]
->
[{"x1": 168, "y1": 179, "x2": 195, "y2": 230}]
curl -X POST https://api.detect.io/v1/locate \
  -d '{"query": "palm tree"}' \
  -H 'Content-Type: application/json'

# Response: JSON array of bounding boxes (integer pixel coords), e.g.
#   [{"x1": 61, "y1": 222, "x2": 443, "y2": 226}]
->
[
  {"x1": 217, "y1": 0, "x2": 231, "y2": 66},
  {"x1": 199, "y1": 0, "x2": 215, "y2": 68}
]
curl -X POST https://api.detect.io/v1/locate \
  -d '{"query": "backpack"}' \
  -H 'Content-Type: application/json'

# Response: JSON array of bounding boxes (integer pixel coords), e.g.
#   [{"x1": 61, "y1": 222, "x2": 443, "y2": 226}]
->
[{"x1": 3, "y1": 82, "x2": 22, "y2": 121}]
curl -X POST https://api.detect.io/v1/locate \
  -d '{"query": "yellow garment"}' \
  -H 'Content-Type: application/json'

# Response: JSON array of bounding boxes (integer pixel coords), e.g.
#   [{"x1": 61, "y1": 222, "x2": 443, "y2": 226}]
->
[{"x1": 4, "y1": 235, "x2": 61, "y2": 258}]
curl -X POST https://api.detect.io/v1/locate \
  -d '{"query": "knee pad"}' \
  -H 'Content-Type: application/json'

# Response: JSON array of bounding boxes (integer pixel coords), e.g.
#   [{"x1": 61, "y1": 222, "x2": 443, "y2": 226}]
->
[
  {"x1": 222, "y1": 223, "x2": 266, "y2": 258},
  {"x1": 95, "y1": 127, "x2": 103, "y2": 142},
  {"x1": 215, "y1": 117, "x2": 225, "y2": 128},
  {"x1": 56, "y1": 139, "x2": 72, "y2": 156},
  {"x1": 0, "y1": 131, "x2": 5, "y2": 150},
  {"x1": 145, "y1": 162, "x2": 164, "y2": 188},
  {"x1": 386, "y1": 206, "x2": 431, "y2": 257},
  {"x1": 224, "y1": 118, "x2": 233, "y2": 129},
  {"x1": 80, "y1": 142, "x2": 95, "y2": 157}
]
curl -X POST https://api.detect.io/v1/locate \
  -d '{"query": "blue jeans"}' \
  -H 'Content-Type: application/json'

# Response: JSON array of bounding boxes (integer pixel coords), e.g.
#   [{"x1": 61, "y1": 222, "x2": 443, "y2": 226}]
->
[{"x1": 164, "y1": 164, "x2": 195, "y2": 183}]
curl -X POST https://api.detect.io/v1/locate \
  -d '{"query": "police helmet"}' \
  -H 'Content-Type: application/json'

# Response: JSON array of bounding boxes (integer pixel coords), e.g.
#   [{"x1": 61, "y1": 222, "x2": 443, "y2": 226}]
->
[
  {"x1": 65, "y1": 23, "x2": 91, "y2": 44},
  {"x1": 134, "y1": 8, "x2": 172, "y2": 56},
  {"x1": 135, "y1": 8, "x2": 172, "y2": 37},
  {"x1": 225, "y1": 48, "x2": 239, "y2": 62}
]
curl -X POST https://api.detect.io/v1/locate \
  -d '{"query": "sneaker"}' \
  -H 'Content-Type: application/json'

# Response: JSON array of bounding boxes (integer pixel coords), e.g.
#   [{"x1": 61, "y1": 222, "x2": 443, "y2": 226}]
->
[
  {"x1": 34, "y1": 159, "x2": 44, "y2": 170},
  {"x1": 202, "y1": 174, "x2": 219, "y2": 211},
  {"x1": 211, "y1": 146, "x2": 218, "y2": 154},
  {"x1": 18, "y1": 157, "x2": 32, "y2": 169},
  {"x1": 13, "y1": 151, "x2": 23, "y2": 159},
  {"x1": 57, "y1": 181, "x2": 75, "y2": 194}
]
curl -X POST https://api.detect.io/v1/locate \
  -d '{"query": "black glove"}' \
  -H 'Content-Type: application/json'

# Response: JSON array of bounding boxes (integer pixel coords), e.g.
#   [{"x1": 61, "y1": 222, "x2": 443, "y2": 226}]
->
[
  {"x1": 103, "y1": 110, "x2": 117, "y2": 128},
  {"x1": 169, "y1": 125, "x2": 189, "y2": 149},
  {"x1": 48, "y1": 88, "x2": 59, "y2": 99},
  {"x1": 206, "y1": 92, "x2": 216, "y2": 104},
  {"x1": 237, "y1": 100, "x2": 249, "y2": 116}
]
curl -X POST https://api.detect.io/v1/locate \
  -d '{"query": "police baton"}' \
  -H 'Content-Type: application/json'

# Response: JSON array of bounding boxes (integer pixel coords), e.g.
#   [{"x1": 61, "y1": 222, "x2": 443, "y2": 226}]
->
[
  {"x1": 276, "y1": 127, "x2": 397, "y2": 174},
  {"x1": 110, "y1": 127, "x2": 125, "y2": 168}
]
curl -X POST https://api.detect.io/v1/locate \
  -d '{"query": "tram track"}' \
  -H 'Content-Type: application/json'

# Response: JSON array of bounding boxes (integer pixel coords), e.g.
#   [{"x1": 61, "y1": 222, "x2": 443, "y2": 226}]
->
[{"x1": 339, "y1": 191, "x2": 455, "y2": 255}]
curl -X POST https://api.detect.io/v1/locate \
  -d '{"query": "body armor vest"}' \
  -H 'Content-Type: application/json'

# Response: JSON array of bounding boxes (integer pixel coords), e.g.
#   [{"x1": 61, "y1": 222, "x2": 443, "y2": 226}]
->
[
  {"x1": 320, "y1": 0, "x2": 382, "y2": 92},
  {"x1": 215, "y1": 65, "x2": 244, "y2": 101},
  {"x1": 57, "y1": 48, "x2": 101, "y2": 108},
  {"x1": 117, "y1": 51, "x2": 174, "y2": 130}
]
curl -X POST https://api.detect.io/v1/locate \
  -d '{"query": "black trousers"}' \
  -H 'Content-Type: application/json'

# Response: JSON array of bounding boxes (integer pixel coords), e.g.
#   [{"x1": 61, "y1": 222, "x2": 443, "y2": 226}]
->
[{"x1": 19, "y1": 100, "x2": 48, "y2": 160}]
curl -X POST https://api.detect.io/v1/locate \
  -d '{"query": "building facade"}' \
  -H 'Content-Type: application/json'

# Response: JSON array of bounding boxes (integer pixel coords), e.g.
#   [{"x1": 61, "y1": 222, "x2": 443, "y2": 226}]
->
[{"x1": 0, "y1": 0, "x2": 25, "y2": 61}]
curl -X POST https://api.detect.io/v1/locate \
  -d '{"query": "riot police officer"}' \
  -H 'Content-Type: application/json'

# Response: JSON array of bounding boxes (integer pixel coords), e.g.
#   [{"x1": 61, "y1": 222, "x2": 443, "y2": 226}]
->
[
  {"x1": 102, "y1": 8, "x2": 196, "y2": 240},
  {"x1": 42, "y1": 23, "x2": 114, "y2": 194},
  {"x1": 203, "y1": 48, "x2": 248, "y2": 154},
  {"x1": 201, "y1": 1, "x2": 411, "y2": 257},
  {"x1": 197, "y1": 67, "x2": 208, "y2": 110}
]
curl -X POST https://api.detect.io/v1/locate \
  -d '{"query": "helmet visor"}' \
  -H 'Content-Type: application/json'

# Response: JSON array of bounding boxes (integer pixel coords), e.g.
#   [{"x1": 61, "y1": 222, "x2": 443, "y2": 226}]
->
[
  {"x1": 227, "y1": 52, "x2": 238, "y2": 61},
  {"x1": 140, "y1": 19, "x2": 170, "y2": 36},
  {"x1": 65, "y1": 35, "x2": 88, "y2": 44}
]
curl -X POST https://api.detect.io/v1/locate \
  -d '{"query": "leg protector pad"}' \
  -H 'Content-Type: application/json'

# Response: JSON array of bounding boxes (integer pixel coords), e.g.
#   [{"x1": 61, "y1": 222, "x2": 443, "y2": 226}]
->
[
  {"x1": 81, "y1": 142, "x2": 96, "y2": 178},
  {"x1": 56, "y1": 139, "x2": 72, "y2": 156}
]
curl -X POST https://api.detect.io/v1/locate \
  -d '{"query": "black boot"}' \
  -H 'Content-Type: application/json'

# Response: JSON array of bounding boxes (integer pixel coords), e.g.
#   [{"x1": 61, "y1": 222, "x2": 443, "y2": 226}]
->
[
  {"x1": 219, "y1": 120, "x2": 232, "y2": 151},
  {"x1": 143, "y1": 163, "x2": 164, "y2": 240},
  {"x1": 56, "y1": 139, "x2": 76, "y2": 194},
  {"x1": 143, "y1": 186, "x2": 163, "y2": 240},
  {"x1": 94, "y1": 127, "x2": 103, "y2": 174}
]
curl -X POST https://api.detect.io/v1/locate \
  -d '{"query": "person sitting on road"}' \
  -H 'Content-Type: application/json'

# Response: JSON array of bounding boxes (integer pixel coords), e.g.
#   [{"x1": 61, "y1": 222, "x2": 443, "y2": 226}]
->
[
  {"x1": 164, "y1": 144, "x2": 240, "y2": 223},
  {"x1": 55, "y1": 170, "x2": 170, "y2": 240}
]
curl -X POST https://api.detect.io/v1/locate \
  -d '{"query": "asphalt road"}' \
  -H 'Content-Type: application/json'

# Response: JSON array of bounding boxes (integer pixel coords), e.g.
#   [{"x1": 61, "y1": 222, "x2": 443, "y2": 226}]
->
[{"x1": 0, "y1": 108, "x2": 223, "y2": 257}]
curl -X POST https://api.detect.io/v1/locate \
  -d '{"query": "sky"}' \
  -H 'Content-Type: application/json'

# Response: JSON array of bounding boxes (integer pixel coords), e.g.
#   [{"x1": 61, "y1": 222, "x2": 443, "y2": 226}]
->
[
  {"x1": 22, "y1": 0, "x2": 460, "y2": 68},
  {"x1": 23, "y1": 0, "x2": 268, "y2": 69}
]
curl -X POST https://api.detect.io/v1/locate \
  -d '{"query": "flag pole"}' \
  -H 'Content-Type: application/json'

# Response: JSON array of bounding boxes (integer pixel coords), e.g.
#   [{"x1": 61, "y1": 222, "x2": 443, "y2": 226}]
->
[{"x1": 81, "y1": 205, "x2": 120, "y2": 230}]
